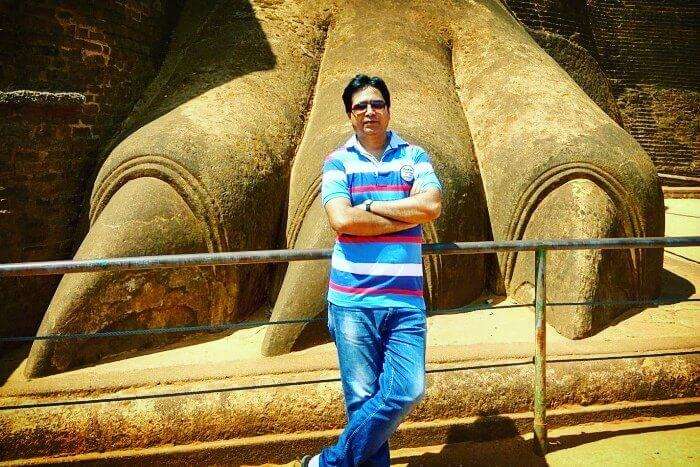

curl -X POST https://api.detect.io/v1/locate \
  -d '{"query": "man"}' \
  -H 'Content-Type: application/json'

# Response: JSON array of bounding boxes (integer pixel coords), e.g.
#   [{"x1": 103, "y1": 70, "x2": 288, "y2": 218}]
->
[{"x1": 301, "y1": 74, "x2": 442, "y2": 467}]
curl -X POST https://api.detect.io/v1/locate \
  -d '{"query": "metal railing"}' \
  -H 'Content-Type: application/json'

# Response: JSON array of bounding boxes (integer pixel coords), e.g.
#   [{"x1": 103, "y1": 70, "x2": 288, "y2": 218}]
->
[{"x1": 1, "y1": 235, "x2": 699, "y2": 456}]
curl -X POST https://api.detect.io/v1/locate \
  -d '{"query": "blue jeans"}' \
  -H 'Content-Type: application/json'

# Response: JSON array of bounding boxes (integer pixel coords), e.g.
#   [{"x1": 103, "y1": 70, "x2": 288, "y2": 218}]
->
[{"x1": 320, "y1": 303, "x2": 427, "y2": 467}]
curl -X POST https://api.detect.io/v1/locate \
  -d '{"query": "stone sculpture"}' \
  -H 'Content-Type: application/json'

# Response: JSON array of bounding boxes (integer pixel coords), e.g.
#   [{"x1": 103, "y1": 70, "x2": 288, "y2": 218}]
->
[{"x1": 25, "y1": 0, "x2": 664, "y2": 377}]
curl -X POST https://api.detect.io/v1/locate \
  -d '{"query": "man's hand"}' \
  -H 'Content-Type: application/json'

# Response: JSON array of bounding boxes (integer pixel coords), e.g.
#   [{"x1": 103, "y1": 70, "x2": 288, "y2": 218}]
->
[
  {"x1": 367, "y1": 188, "x2": 441, "y2": 224},
  {"x1": 325, "y1": 197, "x2": 417, "y2": 236}
]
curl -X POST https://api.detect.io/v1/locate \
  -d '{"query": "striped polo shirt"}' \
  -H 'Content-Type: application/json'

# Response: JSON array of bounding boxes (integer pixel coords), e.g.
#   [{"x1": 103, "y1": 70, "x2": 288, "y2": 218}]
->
[{"x1": 321, "y1": 130, "x2": 442, "y2": 310}]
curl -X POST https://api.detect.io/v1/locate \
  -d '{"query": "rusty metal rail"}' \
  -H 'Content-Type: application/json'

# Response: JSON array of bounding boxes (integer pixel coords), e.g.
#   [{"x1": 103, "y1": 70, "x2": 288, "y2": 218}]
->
[
  {"x1": 3, "y1": 297, "x2": 698, "y2": 344},
  {"x1": 1, "y1": 235, "x2": 699, "y2": 456},
  {"x1": 1, "y1": 236, "x2": 697, "y2": 277},
  {"x1": 3, "y1": 349, "x2": 699, "y2": 413}
]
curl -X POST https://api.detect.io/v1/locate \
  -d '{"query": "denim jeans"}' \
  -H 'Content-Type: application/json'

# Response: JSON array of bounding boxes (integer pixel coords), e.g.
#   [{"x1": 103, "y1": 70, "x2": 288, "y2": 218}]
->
[{"x1": 320, "y1": 302, "x2": 427, "y2": 467}]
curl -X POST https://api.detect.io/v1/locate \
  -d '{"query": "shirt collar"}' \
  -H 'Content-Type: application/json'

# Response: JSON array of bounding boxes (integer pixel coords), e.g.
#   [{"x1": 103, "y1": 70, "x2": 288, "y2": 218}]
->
[{"x1": 344, "y1": 130, "x2": 409, "y2": 158}]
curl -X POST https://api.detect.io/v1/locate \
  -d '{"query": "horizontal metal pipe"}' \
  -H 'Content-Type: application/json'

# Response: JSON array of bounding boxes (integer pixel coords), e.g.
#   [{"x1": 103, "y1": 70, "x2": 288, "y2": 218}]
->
[
  {"x1": 547, "y1": 297, "x2": 700, "y2": 307},
  {"x1": 547, "y1": 349, "x2": 700, "y2": 363},
  {"x1": 0, "y1": 362, "x2": 537, "y2": 412},
  {"x1": 0, "y1": 302, "x2": 533, "y2": 343},
  {"x1": 0, "y1": 317, "x2": 328, "y2": 343},
  {"x1": 424, "y1": 236, "x2": 700, "y2": 255},
  {"x1": 1, "y1": 236, "x2": 698, "y2": 277},
  {"x1": 2, "y1": 350, "x2": 697, "y2": 412},
  {"x1": 3, "y1": 296, "x2": 698, "y2": 343}
]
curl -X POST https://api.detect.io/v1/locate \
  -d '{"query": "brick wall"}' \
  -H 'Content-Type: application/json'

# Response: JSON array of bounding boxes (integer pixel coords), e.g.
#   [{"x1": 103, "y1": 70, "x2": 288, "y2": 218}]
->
[
  {"x1": 505, "y1": 0, "x2": 699, "y2": 180},
  {"x1": 587, "y1": 0, "x2": 699, "y2": 178},
  {"x1": 587, "y1": 1, "x2": 699, "y2": 93},
  {"x1": 501, "y1": 0, "x2": 623, "y2": 123},
  {"x1": 617, "y1": 85, "x2": 699, "y2": 176},
  {"x1": 0, "y1": 1, "x2": 181, "y2": 340},
  {"x1": 502, "y1": 0, "x2": 596, "y2": 51}
]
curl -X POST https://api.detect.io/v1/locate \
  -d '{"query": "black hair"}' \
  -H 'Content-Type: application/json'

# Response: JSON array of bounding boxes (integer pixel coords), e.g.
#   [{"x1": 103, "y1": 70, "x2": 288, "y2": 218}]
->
[{"x1": 342, "y1": 74, "x2": 391, "y2": 114}]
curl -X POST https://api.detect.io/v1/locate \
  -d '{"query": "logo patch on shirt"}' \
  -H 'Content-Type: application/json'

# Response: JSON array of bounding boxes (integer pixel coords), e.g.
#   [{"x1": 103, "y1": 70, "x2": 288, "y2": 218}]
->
[{"x1": 400, "y1": 165, "x2": 415, "y2": 182}]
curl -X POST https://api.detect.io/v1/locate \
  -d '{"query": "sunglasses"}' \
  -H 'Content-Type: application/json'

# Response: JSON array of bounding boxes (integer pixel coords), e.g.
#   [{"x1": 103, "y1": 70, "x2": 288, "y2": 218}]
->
[{"x1": 351, "y1": 100, "x2": 387, "y2": 113}]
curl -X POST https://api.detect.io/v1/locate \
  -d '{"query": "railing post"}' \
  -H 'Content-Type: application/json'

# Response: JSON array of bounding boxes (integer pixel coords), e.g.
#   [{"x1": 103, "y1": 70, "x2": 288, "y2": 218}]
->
[{"x1": 534, "y1": 247, "x2": 547, "y2": 455}]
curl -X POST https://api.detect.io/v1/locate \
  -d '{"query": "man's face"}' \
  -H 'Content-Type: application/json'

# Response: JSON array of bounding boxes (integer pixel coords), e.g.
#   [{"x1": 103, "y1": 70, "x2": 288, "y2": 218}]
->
[{"x1": 348, "y1": 86, "x2": 390, "y2": 138}]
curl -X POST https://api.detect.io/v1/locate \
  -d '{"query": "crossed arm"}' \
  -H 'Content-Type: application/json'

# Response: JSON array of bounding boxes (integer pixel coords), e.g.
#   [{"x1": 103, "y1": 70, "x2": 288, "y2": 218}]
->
[{"x1": 324, "y1": 188, "x2": 442, "y2": 236}]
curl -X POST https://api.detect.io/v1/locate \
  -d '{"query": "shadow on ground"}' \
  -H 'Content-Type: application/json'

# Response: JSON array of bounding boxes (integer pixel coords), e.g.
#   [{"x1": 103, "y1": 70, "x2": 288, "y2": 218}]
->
[
  {"x1": 0, "y1": 344, "x2": 30, "y2": 385},
  {"x1": 659, "y1": 267, "x2": 696, "y2": 298},
  {"x1": 391, "y1": 419, "x2": 700, "y2": 466},
  {"x1": 392, "y1": 416, "x2": 546, "y2": 466}
]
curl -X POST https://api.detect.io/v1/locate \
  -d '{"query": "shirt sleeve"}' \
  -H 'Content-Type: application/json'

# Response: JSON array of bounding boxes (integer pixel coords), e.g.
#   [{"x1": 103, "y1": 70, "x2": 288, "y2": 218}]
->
[
  {"x1": 413, "y1": 148, "x2": 442, "y2": 192},
  {"x1": 321, "y1": 156, "x2": 351, "y2": 205}
]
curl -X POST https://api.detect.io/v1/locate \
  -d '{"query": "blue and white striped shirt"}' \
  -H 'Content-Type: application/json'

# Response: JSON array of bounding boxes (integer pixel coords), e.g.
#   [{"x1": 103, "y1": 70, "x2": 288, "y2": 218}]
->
[{"x1": 321, "y1": 131, "x2": 442, "y2": 310}]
